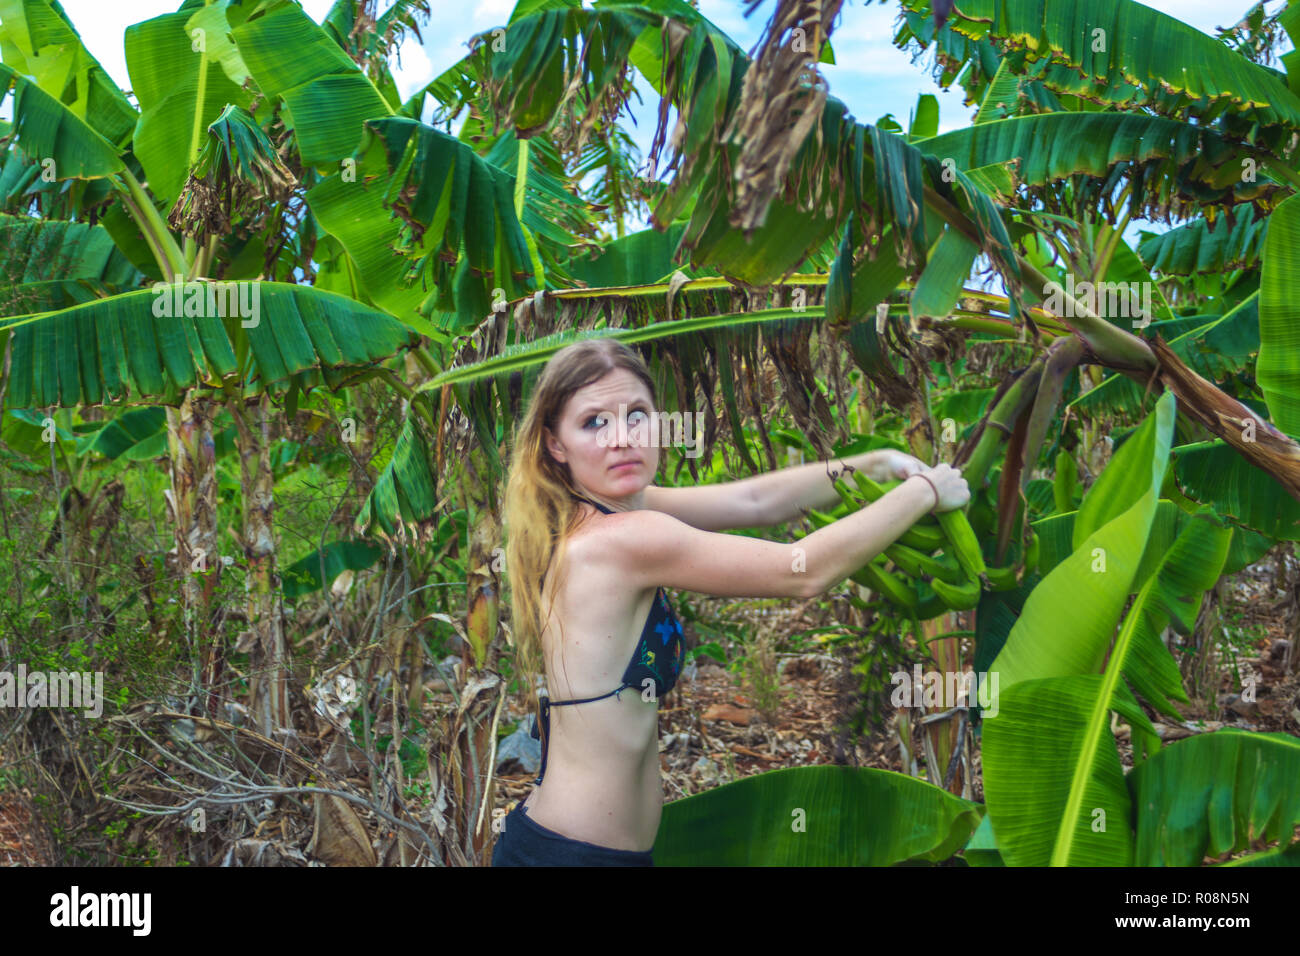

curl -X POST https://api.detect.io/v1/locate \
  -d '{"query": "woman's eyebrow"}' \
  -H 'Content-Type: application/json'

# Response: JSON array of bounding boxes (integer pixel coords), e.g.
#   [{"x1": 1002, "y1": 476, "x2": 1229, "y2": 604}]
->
[{"x1": 577, "y1": 401, "x2": 651, "y2": 417}]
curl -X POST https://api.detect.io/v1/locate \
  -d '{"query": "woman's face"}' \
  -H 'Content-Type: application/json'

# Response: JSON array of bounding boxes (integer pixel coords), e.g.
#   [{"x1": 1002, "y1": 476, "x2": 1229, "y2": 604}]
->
[{"x1": 545, "y1": 368, "x2": 660, "y2": 500}]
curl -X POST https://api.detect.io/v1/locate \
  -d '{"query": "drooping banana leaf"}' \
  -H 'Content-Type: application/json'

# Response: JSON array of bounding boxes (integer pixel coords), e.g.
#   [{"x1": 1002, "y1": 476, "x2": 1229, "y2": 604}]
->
[
  {"x1": 303, "y1": 140, "x2": 433, "y2": 334},
  {"x1": 1126, "y1": 729, "x2": 1300, "y2": 866},
  {"x1": 0, "y1": 213, "x2": 142, "y2": 315},
  {"x1": 1172, "y1": 438, "x2": 1300, "y2": 541},
  {"x1": 564, "y1": 223, "x2": 693, "y2": 288},
  {"x1": 0, "y1": 63, "x2": 124, "y2": 180},
  {"x1": 364, "y1": 116, "x2": 534, "y2": 319},
  {"x1": 355, "y1": 408, "x2": 439, "y2": 544},
  {"x1": 1139, "y1": 207, "x2": 1267, "y2": 276},
  {"x1": 899, "y1": 0, "x2": 1300, "y2": 139},
  {"x1": 915, "y1": 112, "x2": 1264, "y2": 215},
  {"x1": 0, "y1": 282, "x2": 421, "y2": 407}
]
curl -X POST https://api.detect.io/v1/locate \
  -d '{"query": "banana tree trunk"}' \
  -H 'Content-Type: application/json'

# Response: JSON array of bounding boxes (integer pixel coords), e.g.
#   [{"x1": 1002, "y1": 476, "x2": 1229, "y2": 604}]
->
[
  {"x1": 229, "y1": 393, "x2": 291, "y2": 736},
  {"x1": 165, "y1": 393, "x2": 222, "y2": 717},
  {"x1": 431, "y1": 437, "x2": 507, "y2": 865},
  {"x1": 904, "y1": 399, "x2": 968, "y2": 794}
]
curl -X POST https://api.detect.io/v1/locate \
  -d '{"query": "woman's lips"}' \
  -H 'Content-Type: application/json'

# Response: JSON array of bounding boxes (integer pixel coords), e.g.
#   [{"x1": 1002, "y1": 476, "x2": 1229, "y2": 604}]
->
[{"x1": 611, "y1": 461, "x2": 640, "y2": 471}]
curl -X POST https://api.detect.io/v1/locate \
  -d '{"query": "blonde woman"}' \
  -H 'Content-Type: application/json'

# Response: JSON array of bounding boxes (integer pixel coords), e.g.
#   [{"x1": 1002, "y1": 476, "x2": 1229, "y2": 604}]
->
[{"x1": 493, "y1": 338, "x2": 968, "y2": 866}]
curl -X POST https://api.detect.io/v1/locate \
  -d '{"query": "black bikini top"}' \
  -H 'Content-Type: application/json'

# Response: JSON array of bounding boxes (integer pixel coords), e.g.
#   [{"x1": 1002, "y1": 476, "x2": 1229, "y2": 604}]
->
[{"x1": 528, "y1": 494, "x2": 686, "y2": 786}]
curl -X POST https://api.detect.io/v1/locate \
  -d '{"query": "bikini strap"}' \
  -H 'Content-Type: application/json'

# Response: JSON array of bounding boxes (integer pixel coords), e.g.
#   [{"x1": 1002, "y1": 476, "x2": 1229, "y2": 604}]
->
[{"x1": 529, "y1": 686, "x2": 630, "y2": 786}]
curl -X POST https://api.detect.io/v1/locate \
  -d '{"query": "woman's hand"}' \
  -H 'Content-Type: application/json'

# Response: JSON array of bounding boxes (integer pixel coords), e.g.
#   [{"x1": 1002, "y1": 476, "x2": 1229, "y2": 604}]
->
[
  {"x1": 871, "y1": 449, "x2": 930, "y2": 482},
  {"x1": 920, "y1": 462, "x2": 970, "y2": 513}
]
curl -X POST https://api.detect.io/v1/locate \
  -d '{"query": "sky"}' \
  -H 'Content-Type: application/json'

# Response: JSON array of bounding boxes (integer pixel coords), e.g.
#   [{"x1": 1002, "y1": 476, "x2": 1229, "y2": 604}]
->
[
  {"x1": 13, "y1": 0, "x2": 1288, "y2": 240},
  {"x1": 46, "y1": 0, "x2": 1265, "y2": 136}
]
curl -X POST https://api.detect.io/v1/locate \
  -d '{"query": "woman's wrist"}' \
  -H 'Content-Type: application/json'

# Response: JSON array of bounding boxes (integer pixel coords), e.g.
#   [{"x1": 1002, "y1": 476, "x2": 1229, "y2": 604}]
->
[{"x1": 905, "y1": 472, "x2": 940, "y2": 513}]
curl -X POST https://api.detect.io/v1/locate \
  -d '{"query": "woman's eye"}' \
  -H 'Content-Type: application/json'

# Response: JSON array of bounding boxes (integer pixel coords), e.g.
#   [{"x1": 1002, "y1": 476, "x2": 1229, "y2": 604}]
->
[
  {"x1": 628, "y1": 410, "x2": 648, "y2": 425},
  {"x1": 586, "y1": 415, "x2": 609, "y2": 429}
]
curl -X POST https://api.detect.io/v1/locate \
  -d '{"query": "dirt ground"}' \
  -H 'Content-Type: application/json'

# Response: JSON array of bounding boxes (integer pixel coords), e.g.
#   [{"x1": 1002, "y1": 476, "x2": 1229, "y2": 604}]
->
[{"x1": 3, "y1": 551, "x2": 1296, "y2": 865}]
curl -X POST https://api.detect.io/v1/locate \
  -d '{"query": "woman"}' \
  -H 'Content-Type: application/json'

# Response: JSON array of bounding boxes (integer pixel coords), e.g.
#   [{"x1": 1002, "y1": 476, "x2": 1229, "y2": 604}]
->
[{"x1": 493, "y1": 338, "x2": 968, "y2": 866}]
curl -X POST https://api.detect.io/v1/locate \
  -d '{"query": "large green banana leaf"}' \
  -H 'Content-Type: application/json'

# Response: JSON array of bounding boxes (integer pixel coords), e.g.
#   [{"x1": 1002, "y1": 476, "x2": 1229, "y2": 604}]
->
[
  {"x1": 1139, "y1": 208, "x2": 1267, "y2": 276},
  {"x1": 1126, "y1": 729, "x2": 1300, "y2": 866},
  {"x1": 0, "y1": 282, "x2": 420, "y2": 407},
  {"x1": 0, "y1": 213, "x2": 141, "y2": 314},
  {"x1": 1023, "y1": 497, "x2": 1265, "y2": 586},
  {"x1": 1069, "y1": 391, "x2": 1175, "y2": 549},
  {"x1": 0, "y1": 63, "x2": 123, "y2": 180},
  {"x1": 983, "y1": 506, "x2": 1232, "y2": 865},
  {"x1": 990, "y1": 390, "x2": 1174, "y2": 686},
  {"x1": 483, "y1": 130, "x2": 590, "y2": 271},
  {"x1": 124, "y1": 4, "x2": 255, "y2": 206},
  {"x1": 1257, "y1": 192, "x2": 1300, "y2": 440},
  {"x1": 303, "y1": 140, "x2": 432, "y2": 333},
  {"x1": 231, "y1": 0, "x2": 392, "y2": 168},
  {"x1": 899, "y1": 0, "x2": 1300, "y2": 137},
  {"x1": 915, "y1": 113, "x2": 1261, "y2": 213},
  {"x1": 910, "y1": 226, "x2": 979, "y2": 322},
  {"x1": 1172, "y1": 439, "x2": 1300, "y2": 541},
  {"x1": 0, "y1": 0, "x2": 137, "y2": 147},
  {"x1": 653, "y1": 765, "x2": 983, "y2": 865},
  {"x1": 486, "y1": 5, "x2": 646, "y2": 137}
]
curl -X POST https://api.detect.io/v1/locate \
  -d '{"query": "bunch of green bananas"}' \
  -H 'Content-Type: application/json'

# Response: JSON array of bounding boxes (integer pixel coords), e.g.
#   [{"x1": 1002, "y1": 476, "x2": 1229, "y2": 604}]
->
[{"x1": 800, "y1": 470, "x2": 1040, "y2": 619}]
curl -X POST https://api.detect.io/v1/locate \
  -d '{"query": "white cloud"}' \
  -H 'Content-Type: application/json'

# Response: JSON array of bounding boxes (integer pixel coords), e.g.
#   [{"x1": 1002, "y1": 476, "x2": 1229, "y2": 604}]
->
[
  {"x1": 54, "y1": 1, "x2": 178, "y2": 94},
  {"x1": 391, "y1": 32, "x2": 435, "y2": 102},
  {"x1": 297, "y1": 0, "x2": 337, "y2": 20},
  {"x1": 472, "y1": 0, "x2": 515, "y2": 21}
]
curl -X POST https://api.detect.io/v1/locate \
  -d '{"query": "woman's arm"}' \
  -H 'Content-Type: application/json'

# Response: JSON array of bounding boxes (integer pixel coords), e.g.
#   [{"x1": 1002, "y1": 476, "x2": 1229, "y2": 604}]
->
[
  {"x1": 598, "y1": 473, "x2": 944, "y2": 600},
  {"x1": 747, "y1": 449, "x2": 920, "y2": 527}
]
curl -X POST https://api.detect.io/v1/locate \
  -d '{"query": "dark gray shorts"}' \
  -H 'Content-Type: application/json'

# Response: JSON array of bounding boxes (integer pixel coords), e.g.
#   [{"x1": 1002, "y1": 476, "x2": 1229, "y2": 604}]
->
[{"x1": 490, "y1": 803, "x2": 654, "y2": 867}]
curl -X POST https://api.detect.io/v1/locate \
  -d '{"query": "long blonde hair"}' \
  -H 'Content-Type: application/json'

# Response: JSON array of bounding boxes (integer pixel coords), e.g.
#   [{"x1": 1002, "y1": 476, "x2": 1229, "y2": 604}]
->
[{"x1": 502, "y1": 337, "x2": 660, "y2": 721}]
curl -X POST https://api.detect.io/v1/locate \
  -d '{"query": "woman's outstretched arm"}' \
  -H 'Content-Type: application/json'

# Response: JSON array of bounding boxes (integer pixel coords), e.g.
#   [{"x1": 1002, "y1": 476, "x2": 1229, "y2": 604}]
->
[
  {"x1": 592, "y1": 468, "x2": 964, "y2": 600},
  {"x1": 746, "y1": 448, "x2": 930, "y2": 527}
]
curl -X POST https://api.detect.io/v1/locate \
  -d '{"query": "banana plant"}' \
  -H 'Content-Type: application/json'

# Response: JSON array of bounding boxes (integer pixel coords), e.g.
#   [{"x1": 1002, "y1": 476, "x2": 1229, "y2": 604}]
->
[{"x1": 0, "y1": 0, "x2": 436, "y2": 734}]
